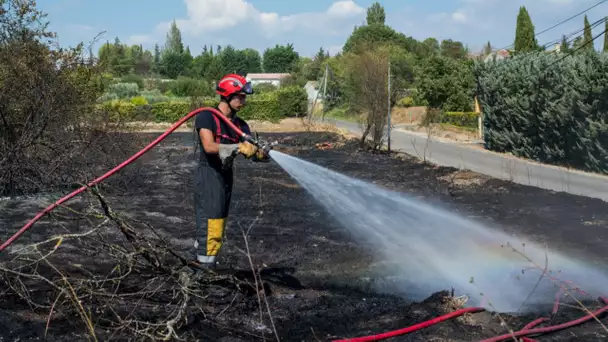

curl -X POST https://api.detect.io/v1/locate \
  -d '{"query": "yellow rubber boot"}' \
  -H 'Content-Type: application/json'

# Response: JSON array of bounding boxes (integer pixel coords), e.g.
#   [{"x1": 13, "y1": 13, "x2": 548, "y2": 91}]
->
[{"x1": 203, "y1": 218, "x2": 226, "y2": 263}]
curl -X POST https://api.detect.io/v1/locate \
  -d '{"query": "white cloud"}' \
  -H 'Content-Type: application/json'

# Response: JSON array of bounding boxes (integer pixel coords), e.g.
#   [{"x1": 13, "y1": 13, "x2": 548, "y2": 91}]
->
[
  {"x1": 129, "y1": 0, "x2": 365, "y2": 56},
  {"x1": 127, "y1": 0, "x2": 607, "y2": 57}
]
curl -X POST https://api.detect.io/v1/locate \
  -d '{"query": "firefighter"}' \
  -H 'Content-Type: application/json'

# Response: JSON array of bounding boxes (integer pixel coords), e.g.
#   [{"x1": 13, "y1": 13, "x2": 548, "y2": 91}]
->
[{"x1": 192, "y1": 73, "x2": 269, "y2": 269}]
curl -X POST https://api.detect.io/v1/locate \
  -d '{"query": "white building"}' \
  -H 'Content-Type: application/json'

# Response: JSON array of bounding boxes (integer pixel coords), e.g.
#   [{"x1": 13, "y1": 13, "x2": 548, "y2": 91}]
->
[
  {"x1": 304, "y1": 81, "x2": 319, "y2": 102},
  {"x1": 245, "y1": 73, "x2": 291, "y2": 87}
]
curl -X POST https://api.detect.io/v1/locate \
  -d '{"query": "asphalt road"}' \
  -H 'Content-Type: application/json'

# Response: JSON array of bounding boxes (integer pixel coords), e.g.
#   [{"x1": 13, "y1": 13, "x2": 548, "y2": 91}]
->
[{"x1": 325, "y1": 119, "x2": 608, "y2": 202}]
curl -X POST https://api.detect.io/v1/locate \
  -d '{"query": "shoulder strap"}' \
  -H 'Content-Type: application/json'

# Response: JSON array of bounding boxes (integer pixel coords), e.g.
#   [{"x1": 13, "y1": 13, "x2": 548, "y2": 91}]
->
[
  {"x1": 211, "y1": 112, "x2": 240, "y2": 144},
  {"x1": 212, "y1": 114, "x2": 221, "y2": 144}
]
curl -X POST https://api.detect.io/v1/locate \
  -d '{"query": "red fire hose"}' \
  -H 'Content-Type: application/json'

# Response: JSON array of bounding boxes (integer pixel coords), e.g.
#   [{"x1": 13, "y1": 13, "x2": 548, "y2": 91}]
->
[
  {"x1": 0, "y1": 107, "x2": 251, "y2": 253},
  {"x1": 2, "y1": 106, "x2": 608, "y2": 342},
  {"x1": 480, "y1": 296, "x2": 608, "y2": 342},
  {"x1": 332, "y1": 307, "x2": 485, "y2": 342},
  {"x1": 332, "y1": 297, "x2": 608, "y2": 342}
]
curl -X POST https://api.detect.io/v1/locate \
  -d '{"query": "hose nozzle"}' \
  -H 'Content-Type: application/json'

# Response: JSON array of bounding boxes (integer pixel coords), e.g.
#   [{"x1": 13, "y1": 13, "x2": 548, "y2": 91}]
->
[{"x1": 245, "y1": 132, "x2": 277, "y2": 158}]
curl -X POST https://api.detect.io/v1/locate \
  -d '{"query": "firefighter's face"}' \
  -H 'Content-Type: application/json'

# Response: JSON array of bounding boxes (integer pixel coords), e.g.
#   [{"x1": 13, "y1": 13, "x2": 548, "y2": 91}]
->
[{"x1": 230, "y1": 93, "x2": 247, "y2": 111}]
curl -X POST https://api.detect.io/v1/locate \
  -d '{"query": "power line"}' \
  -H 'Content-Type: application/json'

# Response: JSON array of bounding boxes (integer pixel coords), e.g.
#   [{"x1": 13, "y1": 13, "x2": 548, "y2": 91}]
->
[
  {"x1": 543, "y1": 22, "x2": 607, "y2": 70},
  {"x1": 535, "y1": 0, "x2": 608, "y2": 37},
  {"x1": 493, "y1": 0, "x2": 608, "y2": 52},
  {"x1": 539, "y1": 16, "x2": 606, "y2": 51},
  {"x1": 484, "y1": 16, "x2": 606, "y2": 63},
  {"x1": 488, "y1": 21, "x2": 608, "y2": 87}
]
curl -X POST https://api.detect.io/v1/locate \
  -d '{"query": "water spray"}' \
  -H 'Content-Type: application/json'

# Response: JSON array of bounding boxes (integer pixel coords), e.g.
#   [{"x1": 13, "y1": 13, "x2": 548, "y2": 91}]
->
[{"x1": 0, "y1": 107, "x2": 276, "y2": 253}]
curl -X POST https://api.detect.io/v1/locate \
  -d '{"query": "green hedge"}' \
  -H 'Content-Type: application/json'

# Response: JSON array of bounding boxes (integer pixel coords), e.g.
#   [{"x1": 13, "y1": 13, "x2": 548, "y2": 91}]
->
[
  {"x1": 275, "y1": 86, "x2": 308, "y2": 117},
  {"x1": 99, "y1": 96, "x2": 290, "y2": 123},
  {"x1": 101, "y1": 86, "x2": 308, "y2": 123},
  {"x1": 474, "y1": 50, "x2": 608, "y2": 174},
  {"x1": 441, "y1": 112, "x2": 478, "y2": 128}
]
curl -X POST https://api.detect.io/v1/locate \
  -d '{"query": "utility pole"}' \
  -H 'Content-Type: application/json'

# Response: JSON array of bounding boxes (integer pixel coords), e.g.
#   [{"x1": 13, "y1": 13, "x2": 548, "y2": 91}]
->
[
  {"x1": 321, "y1": 64, "x2": 328, "y2": 122},
  {"x1": 387, "y1": 60, "x2": 391, "y2": 152}
]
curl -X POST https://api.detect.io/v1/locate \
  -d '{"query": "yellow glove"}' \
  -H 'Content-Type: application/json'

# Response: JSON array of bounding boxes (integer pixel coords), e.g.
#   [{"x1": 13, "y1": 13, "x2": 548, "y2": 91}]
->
[
  {"x1": 254, "y1": 149, "x2": 270, "y2": 162},
  {"x1": 238, "y1": 141, "x2": 258, "y2": 158}
]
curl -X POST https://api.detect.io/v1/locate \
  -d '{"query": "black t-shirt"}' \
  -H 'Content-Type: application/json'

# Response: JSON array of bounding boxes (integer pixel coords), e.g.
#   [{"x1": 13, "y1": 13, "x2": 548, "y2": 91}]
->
[{"x1": 194, "y1": 108, "x2": 251, "y2": 171}]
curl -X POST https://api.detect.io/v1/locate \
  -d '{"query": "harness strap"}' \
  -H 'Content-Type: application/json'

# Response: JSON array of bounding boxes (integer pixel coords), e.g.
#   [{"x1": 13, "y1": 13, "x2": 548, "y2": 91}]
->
[{"x1": 212, "y1": 114, "x2": 239, "y2": 144}]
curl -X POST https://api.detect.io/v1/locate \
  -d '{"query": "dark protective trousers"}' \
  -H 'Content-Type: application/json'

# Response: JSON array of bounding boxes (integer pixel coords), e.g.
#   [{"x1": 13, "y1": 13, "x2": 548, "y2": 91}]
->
[{"x1": 193, "y1": 163, "x2": 234, "y2": 263}]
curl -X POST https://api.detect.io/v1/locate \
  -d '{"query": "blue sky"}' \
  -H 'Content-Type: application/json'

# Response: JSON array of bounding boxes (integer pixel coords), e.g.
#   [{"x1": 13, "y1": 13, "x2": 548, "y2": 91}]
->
[{"x1": 40, "y1": 0, "x2": 608, "y2": 58}]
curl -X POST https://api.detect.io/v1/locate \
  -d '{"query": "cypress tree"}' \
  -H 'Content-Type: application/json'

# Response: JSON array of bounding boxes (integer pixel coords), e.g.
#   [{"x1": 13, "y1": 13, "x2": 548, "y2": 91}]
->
[
  {"x1": 484, "y1": 41, "x2": 492, "y2": 56},
  {"x1": 583, "y1": 15, "x2": 594, "y2": 51},
  {"x1": 514, "y1": 6, "x2": 538, "y2": 52},
  {"x1": 560, "y1": 35, "x2": 569, "y2": 53},
  {"x1": 603, "y1": 18, "x2": 608, "y2": 53}
]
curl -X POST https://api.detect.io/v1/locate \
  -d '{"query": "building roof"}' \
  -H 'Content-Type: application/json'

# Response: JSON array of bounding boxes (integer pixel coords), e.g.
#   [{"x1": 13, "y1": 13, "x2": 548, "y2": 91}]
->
[
  {"x1": 246, "y1": 73, "x2": 291, "y2": 80},
  {"x1": 483, "y1": 49, "x2": 511, "y2": 63}
]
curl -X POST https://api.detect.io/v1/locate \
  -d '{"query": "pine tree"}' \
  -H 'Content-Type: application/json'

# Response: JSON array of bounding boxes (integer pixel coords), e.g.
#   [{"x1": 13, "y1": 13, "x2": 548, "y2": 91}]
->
[
  {"x1": 583, "y1": 15, "x2": 594, "y2": 51},
  {"x1": 165, "y1": 20, "x2": 184, "y2": 53},
  {"x1": 366, "y1": 2, "x2": 385, "y2": 25},
  {"x1": 514, "y1": 6, "x2": 538, "y2": 52}
]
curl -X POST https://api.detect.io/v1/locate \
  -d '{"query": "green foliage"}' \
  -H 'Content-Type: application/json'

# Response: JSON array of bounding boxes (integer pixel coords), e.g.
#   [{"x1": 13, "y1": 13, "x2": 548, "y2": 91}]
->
[
  {"x1": 150, "y1": 101, "x2": 195, "y2": 122},
  {"x1": 343, "y1": 24, "x2": 418, "y2": 55},
  {"x1": 167, "y1": 77, "x2": 213, "y2": 97},
  {"x1": 160, "y1": 51, "x2": 191, "y2": 79},
  {"x1": 604, "y1": 20, "x2": 608, "y2": 53},
  {"x1": 220, "y1": 45, "x2": 262, "y2": 75},
  {"x1": 441, "y1": 112, "x2": 478, "y2": 128},
  {"x1": 514, "y1": 6, "x2": 538, "y2": 52},
  {"x1": 414, "y1": 55, "x2": 475, "y2": 112},
  {"x1": 366, "y1": 2, "x2": 386, "y2": 25},
  {"x1": 583, "y1": 15, "x2": 594, "y2": 51},
  {"x1": 253, "y1": 83, "x2": 277, "y2": 94},
  {"x1": 120, "y1": 74, "x2": 144, "y2": 89},
  {"x1": 139, "y1": 90, "x2": 171, "y2": 104},
  {"x1": 396, "y1": 96, "x2": 414, "y2": 107},
  {"x1": 106, "y1": 82, "x2": 140, "y2": 99},
  {"x1": 275, "y1": 86, "x2": 308, "y2": 117},
  {"x1": 484, "y1": 42, "x2": 492, "y2": 56},
  {"x1": 263, "y1": 44, "x2": 299, "y2": 73},
  {"x1": 560, "y1": 35, "x2": 570, "y2": 53},
  {"x1": 130, "y1": 96, "x2": 148, "y2": 105},
  {"x1": 419, "y1": 38, "x2": 440, "y2": 57},
  {"x1": 440, "y1": 39, "x2": 468, "y2": 59},
  {"x1": 101, "y1": 87, "x2": 306, "y2": 124},
  {"x1": 474, "y1": 50, "x2": 608, "y2": 173}
]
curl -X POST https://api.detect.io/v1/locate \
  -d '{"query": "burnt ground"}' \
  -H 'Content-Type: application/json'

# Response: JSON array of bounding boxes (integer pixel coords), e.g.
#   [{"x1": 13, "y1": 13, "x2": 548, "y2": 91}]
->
[{"x1": 1, "y1": 130, "x2": 608, "y2": 341}]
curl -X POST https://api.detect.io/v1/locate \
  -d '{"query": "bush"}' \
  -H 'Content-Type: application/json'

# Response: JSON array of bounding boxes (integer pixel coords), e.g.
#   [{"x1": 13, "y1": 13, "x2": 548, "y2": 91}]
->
[
  {"x1": 139, "y1": 90, "x2": 170, "y2": 104},
  {"x1": 441, "y1": 112, "x2": 478, "y2": 128},
  {"x1": 98, "y1": 92, "x2": 119, "y2": 102},
  {"x1": 107, "y1": 82, "x2": 140, "y2": 99},
  {"x1": 253, "y1": 83, "x2": 277, "y2": 93},
  {"x1": 168, "y1": 76, "x2": 212, "y2": 97},
  {"x1": 130, "y1": 96, "x2": 148, "y2": 105},
  {"x1": 102, "y1": 97, "x2": 286, "y2": 124},
  {"x1": 275, "y1": 86, "x2": 308, "y2": 117},
  {"x1": 396, "y1": 96, "x2": 414, "y2": 107},
  {"x1": 474, "y1": 50, "x2": 608, "y2": 173},
  {"x1": 120, "y1": 74, "x2": 144, "y2": 89}
]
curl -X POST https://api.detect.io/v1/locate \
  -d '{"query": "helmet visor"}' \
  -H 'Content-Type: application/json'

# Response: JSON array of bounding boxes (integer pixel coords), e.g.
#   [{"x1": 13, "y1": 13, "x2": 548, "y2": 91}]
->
[{"x1": 241, "y1": 82, "x2": 254, "y2": 95}]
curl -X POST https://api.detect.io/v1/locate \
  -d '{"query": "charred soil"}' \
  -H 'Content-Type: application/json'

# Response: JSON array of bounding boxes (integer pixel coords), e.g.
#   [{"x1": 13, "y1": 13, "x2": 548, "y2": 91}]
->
[{"x1": 1, "y1": 130, "x2": 607, "y2": 341}]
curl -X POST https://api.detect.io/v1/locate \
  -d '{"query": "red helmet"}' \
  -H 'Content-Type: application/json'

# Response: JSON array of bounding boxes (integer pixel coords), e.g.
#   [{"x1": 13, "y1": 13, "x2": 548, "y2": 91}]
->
[{"x1": 216, "y1": 74, "x2": 254, "y2": 97}]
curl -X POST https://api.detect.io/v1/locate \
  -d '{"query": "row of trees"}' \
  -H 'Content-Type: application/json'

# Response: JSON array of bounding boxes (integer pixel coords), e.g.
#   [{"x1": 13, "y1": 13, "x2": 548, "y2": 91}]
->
[
  {"x1": 98, "y1": 21, "x2": 301, "y2": 79},
  {"x1": 510, "y1": 6, "x2": 606, "y2": 53}
]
